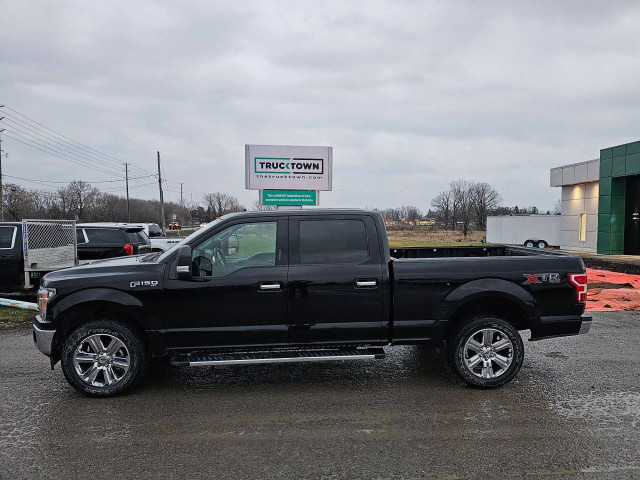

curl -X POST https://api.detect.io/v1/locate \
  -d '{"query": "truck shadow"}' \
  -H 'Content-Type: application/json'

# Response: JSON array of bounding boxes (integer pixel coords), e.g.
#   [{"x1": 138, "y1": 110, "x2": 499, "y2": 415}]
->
[{"x1": 137, "y1": 345, "x2": 463, "y2": 394}]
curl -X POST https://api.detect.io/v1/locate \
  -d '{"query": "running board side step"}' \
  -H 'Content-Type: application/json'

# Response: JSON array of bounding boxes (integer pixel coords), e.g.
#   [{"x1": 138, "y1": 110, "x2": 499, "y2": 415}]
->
[{"x1": 171, "y1": 347, "x2": 385, "y2": 367}]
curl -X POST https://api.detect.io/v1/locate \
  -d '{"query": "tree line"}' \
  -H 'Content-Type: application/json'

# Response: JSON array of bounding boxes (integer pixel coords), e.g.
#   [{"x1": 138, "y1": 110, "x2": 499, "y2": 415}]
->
[
  {"x1": 3, "y1": 178, "x2": 554, "y2": 235},
  {"x1": 379, "y1": 179, "x2": 556, "y2": 236},
  {"x1": 1, "y1": 181, "x2": 247, "y2": 225}
]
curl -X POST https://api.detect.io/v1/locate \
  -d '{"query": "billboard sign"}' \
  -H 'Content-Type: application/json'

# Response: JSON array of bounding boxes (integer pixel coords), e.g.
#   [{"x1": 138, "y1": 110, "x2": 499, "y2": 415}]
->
[
  {"x1": 245, "y1": 145, "x2": 332, "y2": 191},
  {"x1": 261, "y1": 190, "x2": 318, "y2": 206}
]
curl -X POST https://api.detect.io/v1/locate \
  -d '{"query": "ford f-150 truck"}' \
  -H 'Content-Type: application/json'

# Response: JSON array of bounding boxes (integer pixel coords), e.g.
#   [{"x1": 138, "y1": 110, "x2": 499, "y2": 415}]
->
[{"x1": 32, "y1": 209, "x2": 591, "y2": 397}]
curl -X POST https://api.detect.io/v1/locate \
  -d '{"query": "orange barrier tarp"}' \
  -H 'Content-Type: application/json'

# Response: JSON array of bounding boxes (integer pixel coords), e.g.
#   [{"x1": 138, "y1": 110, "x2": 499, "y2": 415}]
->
[{"x1": 586, "y1": 267, "x2": 640, "y2": 311}]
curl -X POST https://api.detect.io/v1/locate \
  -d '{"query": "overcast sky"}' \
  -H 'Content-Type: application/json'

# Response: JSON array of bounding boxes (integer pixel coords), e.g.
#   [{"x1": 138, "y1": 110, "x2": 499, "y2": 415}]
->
[{"x1": 2, "y1": 0, "x2": 640, "y2": 212}]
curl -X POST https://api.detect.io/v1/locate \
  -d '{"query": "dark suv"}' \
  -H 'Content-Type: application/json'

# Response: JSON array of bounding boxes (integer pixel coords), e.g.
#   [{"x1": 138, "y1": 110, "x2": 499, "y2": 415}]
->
[{"x1": 76, "y1": 224, "x2": 150, "y2": 261}]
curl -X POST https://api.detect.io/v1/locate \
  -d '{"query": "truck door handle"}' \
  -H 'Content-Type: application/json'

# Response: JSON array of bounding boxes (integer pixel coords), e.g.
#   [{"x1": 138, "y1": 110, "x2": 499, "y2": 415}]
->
[
  {"x1": 355, "y1": 280, "x2": 377, "y2": 288},
  {"x1": 259, "y1": 283, "x2": 282, "y2": 291}
]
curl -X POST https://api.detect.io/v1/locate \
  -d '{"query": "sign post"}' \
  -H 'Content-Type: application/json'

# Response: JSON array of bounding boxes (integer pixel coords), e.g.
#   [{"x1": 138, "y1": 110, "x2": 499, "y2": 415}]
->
[{"x1": 246, "y1": 145, "x2": 332, "y2": 207}]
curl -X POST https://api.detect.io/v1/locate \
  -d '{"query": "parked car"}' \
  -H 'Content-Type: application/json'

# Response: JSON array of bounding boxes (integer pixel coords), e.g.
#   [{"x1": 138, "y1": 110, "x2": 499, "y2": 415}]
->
[
  {"x1": 76, "y1": 224, "x2": 150, "y2": 261},
  {"x1": 149, "y1": 237, "x2": 181, "y2": 252},
  {"x1": 33, "y1": 209, "x2": 590, "y2": 397},
  {"x1": 147, "y1": 223, "x2": 162, "y2": 237},
  {"x1": 0, "y1": 220, "x2": 77, "y2": 293}
]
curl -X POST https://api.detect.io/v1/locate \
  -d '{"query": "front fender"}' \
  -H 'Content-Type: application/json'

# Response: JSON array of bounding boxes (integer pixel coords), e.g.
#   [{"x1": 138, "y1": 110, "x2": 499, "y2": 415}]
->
[
  {"x1": 442, "y1": 278, "x2": 540, "y2": 321},
  {"x1": 51, "y1": 288, "x2": 144, "y2": 320}
]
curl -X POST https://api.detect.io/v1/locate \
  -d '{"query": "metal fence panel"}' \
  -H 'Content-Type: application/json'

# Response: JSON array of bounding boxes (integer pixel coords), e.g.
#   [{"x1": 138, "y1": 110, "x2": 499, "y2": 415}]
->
[{"x1": 22, "y1": 219, "x2": 77, "y2": 271}]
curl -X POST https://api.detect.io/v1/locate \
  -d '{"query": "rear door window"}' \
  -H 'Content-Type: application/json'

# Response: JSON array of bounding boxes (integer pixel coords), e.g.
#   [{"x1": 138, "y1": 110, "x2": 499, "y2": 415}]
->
[
  {"x1": 135, "y1": 231, "x2": 150, "y2": 245},
  {"x1": 0, "y1": 226, "x2": 16, "y2": 249},
  {"x1": 299, "y1": 219, "x2": 369, "y2": 264},
  {"x1": 76, "y1": 229, "x2": 87, "y2": 244},
  {"x1": 86, "y1": 228, "x2": 125, "y2": 244}
]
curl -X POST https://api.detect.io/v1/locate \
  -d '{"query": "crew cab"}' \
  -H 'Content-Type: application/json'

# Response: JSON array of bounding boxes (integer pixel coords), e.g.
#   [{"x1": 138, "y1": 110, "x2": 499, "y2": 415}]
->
[{"x1": 32, "y1": 209, "x2": 591, "y2": 397}]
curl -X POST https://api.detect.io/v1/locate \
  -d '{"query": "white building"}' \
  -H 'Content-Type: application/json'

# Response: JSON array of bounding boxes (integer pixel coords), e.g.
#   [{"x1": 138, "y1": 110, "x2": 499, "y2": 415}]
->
[{"x1": 550, "y1": 159, "x2": 599, "y2": 252}]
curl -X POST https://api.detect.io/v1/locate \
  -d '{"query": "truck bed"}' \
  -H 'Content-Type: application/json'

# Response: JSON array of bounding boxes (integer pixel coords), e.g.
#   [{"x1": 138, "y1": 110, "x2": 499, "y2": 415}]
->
[{"x1": 390, "y1": 245, "x2": 569, "y2": 259}]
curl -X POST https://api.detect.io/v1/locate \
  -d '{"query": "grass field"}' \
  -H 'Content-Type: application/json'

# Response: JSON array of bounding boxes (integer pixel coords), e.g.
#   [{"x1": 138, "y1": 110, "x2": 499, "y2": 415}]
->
[{"x1": 0, "y1": 307, "x2": 35, "y2": 325}]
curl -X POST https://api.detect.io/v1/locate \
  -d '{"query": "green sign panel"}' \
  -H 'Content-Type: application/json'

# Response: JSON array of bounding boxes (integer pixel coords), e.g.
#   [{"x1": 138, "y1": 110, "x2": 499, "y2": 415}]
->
[{"x1": 261, "y1": 190, "x2": 317, "y2": 206}]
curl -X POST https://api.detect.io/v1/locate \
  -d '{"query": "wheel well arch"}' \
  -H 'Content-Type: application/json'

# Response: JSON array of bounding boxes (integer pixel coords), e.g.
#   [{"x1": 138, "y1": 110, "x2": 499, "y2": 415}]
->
[
  {"x1": 443, "y1": 295, "x2": 530, "y2": 341},
  {"x1": 52, "y1": 301, "x2": 149, "y2": 358}
]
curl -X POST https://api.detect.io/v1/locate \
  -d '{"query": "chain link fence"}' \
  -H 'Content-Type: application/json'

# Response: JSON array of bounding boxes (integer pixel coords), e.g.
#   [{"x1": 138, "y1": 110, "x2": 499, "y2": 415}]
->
[{"x1": 22, "y1": 219, "x2": 77, "y2": 271}]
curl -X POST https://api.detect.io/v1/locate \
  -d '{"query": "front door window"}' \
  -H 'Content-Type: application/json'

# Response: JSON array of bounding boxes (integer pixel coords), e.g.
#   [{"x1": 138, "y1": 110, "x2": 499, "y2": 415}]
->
[{"x1": 191, "y1": 222, "x2": 277, "y2": 277}]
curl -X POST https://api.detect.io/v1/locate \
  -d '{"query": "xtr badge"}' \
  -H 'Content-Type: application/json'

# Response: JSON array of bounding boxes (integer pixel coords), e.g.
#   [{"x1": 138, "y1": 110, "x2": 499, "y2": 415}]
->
[{"x1": 523, "y1": 273, "x2": 560, "y2": 284}]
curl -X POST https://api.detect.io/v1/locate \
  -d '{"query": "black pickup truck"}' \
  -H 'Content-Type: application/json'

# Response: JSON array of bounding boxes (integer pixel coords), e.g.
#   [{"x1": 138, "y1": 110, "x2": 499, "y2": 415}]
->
[{"x1": 32, "y1": 209, "x2": 591, "y2": 397}]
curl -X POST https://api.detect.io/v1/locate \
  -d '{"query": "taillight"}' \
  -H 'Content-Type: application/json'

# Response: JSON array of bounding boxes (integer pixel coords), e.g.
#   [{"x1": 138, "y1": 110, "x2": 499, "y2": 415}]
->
[
  {"x1": 124, "y1": 243, "x2": 133, "y2": 255},
  {"x1": 568, "y1": 273, "x2": 587, "y2": 303}
]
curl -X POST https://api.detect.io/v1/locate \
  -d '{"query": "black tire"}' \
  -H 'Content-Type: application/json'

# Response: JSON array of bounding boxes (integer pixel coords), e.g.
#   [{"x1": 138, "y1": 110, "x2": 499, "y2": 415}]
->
[
  {"x1": 448, "y1": 316, "x2": 524, "y2": 388},
  {"x1": 61, "y1": 320, "x2": 148, "y2": 397},
  {"x1": 524, "y1": 240, "x2": 535, "y2": 248},
  {"x1": 536, "y1": 240, "x2": 548, "y2": 249}
]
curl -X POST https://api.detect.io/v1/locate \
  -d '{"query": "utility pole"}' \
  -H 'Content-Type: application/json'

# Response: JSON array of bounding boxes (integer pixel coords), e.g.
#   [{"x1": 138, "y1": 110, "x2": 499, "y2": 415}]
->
[
  {"x1": 180, "y1": 183, "x2": 183, "y2": 207},
  {"x1": 125, "y1": 163, "x2": 130, "y2": 222},
  {"x1": 0, "y1": 127, "x2": 5, "y2": 222},
  {"x1": 157, "y1": 151, "x2": 165, "y2": 235}
]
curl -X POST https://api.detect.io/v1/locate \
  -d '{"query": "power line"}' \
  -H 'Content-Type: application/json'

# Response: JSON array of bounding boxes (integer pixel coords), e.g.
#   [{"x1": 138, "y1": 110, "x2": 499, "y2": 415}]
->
[
  {"x1": 0, "y1": 114, "x2": 127, "y2": 172},
  {"x1": 2, "y1": 133, "x2": 126, "y2": 177},
  {"x1": 4, "y1": 173, "x2": 154, "y2": 185},
  {"x1": 1, "y1": 104, "x2": 202, "y2": 199},
  {"x1": 1, "y1": 106, "x2": 150, "y2": 172},
  {"x1": 1, "y1": 124, "x2": 125, "y2": 176}
]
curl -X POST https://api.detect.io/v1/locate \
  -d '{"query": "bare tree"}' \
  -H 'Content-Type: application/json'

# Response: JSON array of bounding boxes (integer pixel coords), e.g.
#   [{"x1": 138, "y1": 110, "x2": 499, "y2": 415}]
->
[
  {"x1": 450, "y1": 179, "x2": 475, "y2": 235},
  {"x1": 3, "y1": 184, "x2": 38, "y2": 220},
  {"x1": 431, "y1": 190, "x2": 452, "y2": 228},
  {"x1": 553, "y1": 199, "x2": 562, "y2": 215},
  {"x1": 203, "y1": 192, "x2": 245, "y2": 219},
  {"x1": 430, "y1": 180, "x2": 503, "y2": 235},
  {"x1": 470, "y1": 182, "x2": 502, "y2": 229},
  {"x1": 66, "y1": 180, "x2": 99, "y2": 221}
]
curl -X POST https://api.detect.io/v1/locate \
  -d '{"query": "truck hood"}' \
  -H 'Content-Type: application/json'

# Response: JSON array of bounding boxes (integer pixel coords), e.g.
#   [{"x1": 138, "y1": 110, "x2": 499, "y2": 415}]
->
[{"x1": 43, "y1": 255, "x2": 157, "y2": 284}]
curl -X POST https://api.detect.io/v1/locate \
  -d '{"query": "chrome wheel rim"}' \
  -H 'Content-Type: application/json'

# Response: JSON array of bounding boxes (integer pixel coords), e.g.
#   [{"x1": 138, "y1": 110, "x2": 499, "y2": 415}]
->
[
  {"x1": 537, "y1": 242, "x2": 546, "y2": 249},
  {"x1": 463, "y1": 328, "x2": 513, "y2": 379},
  {"x1": 73, "y1": 334, "x2": 130, "y2": 387}
]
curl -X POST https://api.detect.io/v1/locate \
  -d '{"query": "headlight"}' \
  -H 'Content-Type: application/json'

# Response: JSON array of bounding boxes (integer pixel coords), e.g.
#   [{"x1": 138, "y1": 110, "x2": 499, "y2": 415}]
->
[{"x1": 37, "y1": 287, "x2": 56, "y2": 321}]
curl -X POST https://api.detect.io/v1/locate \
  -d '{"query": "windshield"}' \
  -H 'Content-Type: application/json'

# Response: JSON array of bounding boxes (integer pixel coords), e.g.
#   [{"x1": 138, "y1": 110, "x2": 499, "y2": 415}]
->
[{"x1": 156, "y1": 219, "x2": 222, "y2": 262}]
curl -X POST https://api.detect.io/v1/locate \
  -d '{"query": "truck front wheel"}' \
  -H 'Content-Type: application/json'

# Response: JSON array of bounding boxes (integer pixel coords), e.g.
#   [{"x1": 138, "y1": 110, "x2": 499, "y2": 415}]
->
[
  {"x1": 60, "y1": 320, "x2": 148, "y2": 397},
  {"x1": 449, "y1": 316, "x2": 524, "y2": 388}
]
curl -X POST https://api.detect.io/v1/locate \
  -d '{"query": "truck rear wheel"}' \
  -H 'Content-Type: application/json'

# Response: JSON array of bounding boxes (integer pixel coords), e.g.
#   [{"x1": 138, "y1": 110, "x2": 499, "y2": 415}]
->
[
  {"x1": 60, "y1": 320, "x2": 148, "y2": 397},
  {"x1": 449, "y1": 316, "x2": 524, "y2": 388}
]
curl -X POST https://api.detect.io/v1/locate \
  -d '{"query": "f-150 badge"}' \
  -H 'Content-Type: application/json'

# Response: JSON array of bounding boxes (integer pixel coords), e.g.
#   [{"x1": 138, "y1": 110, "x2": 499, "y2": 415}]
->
[
  {"x1": 130, "y1": 280, "x2": 159, "y2": 288},
  {"x1": 523, "y1": 273, "x2": 560, "y2": 284}
]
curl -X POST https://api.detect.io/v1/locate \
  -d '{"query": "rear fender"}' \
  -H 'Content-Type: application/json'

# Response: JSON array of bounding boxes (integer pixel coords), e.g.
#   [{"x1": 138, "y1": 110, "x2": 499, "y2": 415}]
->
[{"x1": 443, "y1": 278, "x2": 540, "y2": 325}]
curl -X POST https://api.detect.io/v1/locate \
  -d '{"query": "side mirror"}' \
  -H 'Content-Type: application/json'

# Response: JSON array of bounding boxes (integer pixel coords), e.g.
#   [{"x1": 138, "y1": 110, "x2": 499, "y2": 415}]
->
[{"x1": 176, "y1": 245, "x2": 192, "y2": 280}]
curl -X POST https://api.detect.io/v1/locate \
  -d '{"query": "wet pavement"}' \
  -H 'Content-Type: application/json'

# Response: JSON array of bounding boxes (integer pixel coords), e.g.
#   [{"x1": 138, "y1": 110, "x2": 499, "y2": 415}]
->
[{"x1": 1, "y1": 312, "x2": 639, "y2": 480}]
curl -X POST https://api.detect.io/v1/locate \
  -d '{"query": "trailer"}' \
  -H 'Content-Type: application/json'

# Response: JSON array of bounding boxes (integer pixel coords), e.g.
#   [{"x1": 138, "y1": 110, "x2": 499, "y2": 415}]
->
[
  {"x1": 21, "y1": 219, "x2": 77, "y2": 289},
  {"x1": 486, "y1": 214, "x2": 561, "y2": 248}
]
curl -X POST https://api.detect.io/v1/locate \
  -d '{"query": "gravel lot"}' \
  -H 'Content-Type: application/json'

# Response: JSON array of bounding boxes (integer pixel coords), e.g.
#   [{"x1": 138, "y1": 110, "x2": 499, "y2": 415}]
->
[{"x1": 1, "y1": 312, "x2": 639, "y2": 479}]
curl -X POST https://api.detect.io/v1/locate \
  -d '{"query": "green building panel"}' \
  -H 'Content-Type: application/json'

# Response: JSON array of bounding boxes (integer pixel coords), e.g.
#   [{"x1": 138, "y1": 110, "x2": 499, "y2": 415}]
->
[
  {"x1": 612, "y1": 156, "x2": 626, "y2": 177},
  {"x1": 627, "y1": 153, "x2": 640, "y2": 175},
  {"x1": 597, "y1": 141, "x2": 639, "y2": 254}
]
